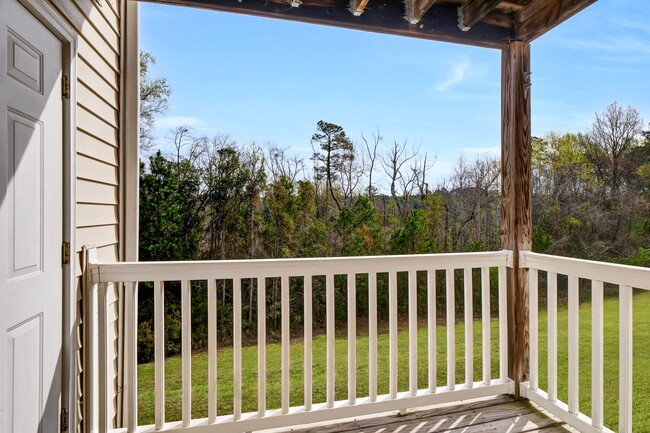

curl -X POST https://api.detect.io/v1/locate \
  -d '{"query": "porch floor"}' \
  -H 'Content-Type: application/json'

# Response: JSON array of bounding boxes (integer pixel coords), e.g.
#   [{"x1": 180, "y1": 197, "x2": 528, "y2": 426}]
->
[{"x1": 267, "y1": 395, "x2": 577, "y2": 433}]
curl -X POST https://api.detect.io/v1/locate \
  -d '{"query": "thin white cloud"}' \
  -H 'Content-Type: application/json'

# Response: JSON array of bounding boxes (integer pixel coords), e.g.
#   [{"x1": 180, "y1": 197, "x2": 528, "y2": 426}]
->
[
  {"x1": 595, "y1": 66, "x2": 645, "y2": 74},
  {"x1": 156, "y1": 115, "x2": 205, "y2": 129},
  {"x1": 434, "y1": 58, "x2": 471, "y2": 92},
  {"x1": 563, "y1": 35, "x2": 650, "y2": 56},
  {"x1": 612, "y1": 18, "x2": 650, "y2": 34},
  {"x1": 461, "y1": 146, "x2": 500, "y2": 156}
]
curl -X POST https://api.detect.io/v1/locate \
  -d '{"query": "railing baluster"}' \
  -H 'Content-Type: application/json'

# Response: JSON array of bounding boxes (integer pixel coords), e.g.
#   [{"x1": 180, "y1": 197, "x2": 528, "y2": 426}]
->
[
  {"x1": 446, "y1": 268, "x2": 455, "y2": 390},
  {"x1": 464, "y1": 268, "x2": 473, "y2": 388},
  {"x1": 98, "y1": 283, "x2": 109, "y2": 433},
  {"x1": 620, "y1": 285, "x2": 633, "y2": 433},
  {"x1": 234, "y1": 278, "x2": 243, "y2": 420},
  {"x1": 409, "y1": 269, "x2": 418, "y2": 396},
  {"x1": 481, "y1": 267, "x2": 490, "y2": 385},
  {"x1": 568, "y1": 275, "x2": 579, "y2": 414},
  {"x1": 181, "y1": 280, "x2": 191, "y2": 427},
  {"x1": 369, "y1": 272, "x2": 378, "y2": 402},
  {"x1": 428, "y1": 269, "x2": 436, "y2": 393},
  {"x1": 389, "y1": 271, "x2": 398, "y2": 399},
  {"x1": 326, "y1": 274, "x2": 335, "y2": 408},
  {"x1": 125, "y1": 281, "x2": 138, "y2": 432},
  {"x1": 304, "y1": 276, "x2": 312, "y2": 411},
  {"x1": 154, "y1": 281, "x2": 165, "y2": 429},
  {"x1": 547, "y1": 271, "x2": 557, "y2": 402},
  {"x1": 348, "y1": 274, "x2": 357, "y2": 404},
  {"x1": 258, "y1": 277, "x2": 266, "y2": 417},
  {"x1": 208, "y1": 279, "x2": 217, "y2": 423},
  {"x1": 84, "y1": 271, "x2": 98, "y2": 433},
  {"x1": 281, "y1": 275, "x2": 290, "y2": 414},
  {"x1": 591, "y1": 280, "x2": 603, "y2": 429},
  {"x1": 529, "y1": 269, "x2": 538, "y2": 391},
  {"x1": 498, "y1": 266, "x2": 507, "y2": 383}
]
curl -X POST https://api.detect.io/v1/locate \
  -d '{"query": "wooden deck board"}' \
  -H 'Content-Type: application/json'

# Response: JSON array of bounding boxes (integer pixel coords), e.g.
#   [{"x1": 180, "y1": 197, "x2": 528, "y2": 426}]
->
[{"x1": 268, "y1": 396, "x2": 576, "y2": 433}]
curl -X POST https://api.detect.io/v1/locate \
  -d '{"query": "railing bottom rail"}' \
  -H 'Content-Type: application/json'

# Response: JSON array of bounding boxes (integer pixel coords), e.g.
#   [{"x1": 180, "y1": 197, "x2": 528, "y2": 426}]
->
[
  {"x1": 113, "y1": 381, "x2": 513, "y2": 433},
  {"x1": 521, "y1": 385, "x2": 614, "y2": 433}
]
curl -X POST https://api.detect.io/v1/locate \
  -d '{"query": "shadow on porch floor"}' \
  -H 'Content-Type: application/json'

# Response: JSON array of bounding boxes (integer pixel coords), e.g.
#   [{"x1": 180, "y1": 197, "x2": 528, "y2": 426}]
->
[{"x1": 264, "y1": 395, "x2": 578, "y2": 433}]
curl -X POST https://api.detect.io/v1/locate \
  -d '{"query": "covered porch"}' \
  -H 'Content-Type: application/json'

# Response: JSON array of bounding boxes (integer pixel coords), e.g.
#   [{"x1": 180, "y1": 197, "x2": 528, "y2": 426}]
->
[{"x1": 83, "y1": 0, "x2": 644, "y2": 432}]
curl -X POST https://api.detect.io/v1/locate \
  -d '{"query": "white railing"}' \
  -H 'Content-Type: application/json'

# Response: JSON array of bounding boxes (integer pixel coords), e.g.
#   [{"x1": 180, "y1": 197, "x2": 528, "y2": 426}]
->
[
  {"x1": 85, "y1": 250, "x2": 513, "y2": 433},
  {"x1": 521, "y1": 251, "x2": 650, "y2": 433}
]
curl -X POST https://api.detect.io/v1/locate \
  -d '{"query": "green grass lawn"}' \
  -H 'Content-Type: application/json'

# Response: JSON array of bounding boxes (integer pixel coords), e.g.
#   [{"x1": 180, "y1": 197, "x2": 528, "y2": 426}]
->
[{"x1": 138, "y1": 291, "x2": 650, "y2": 431}]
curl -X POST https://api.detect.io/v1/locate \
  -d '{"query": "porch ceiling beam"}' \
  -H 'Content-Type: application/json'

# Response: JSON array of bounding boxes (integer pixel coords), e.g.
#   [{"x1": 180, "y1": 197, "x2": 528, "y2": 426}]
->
[
  {"x1": 350, "y1": 0, "x2": 370, "y2": 17},
  {"x1": 142, "y1": 0, "x2": 513, "y2": 49},
  {"x1": 404, "y1": 0, "x2": 438, "y2": 25},
  {"x1": 514, "y1": 0, "x2": 598, "y2": 42},
  {"x1": 458, "y1": 0, "x2": 502, "y2": 31}
]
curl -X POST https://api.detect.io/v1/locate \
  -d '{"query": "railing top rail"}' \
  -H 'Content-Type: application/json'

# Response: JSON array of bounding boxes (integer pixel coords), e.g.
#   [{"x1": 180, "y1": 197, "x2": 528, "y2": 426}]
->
[
  {"x1": 88, "y1": 250, "x2": 513, "y2": 284},
  {"x1": 521, "y1": 251, "x2": 650, "y2": 291}
]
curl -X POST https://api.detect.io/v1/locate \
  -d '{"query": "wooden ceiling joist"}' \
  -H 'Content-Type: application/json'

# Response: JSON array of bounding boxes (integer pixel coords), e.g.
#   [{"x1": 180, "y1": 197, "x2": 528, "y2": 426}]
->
[
  {"x1": 145, "y1": 0, "x2": 514, "y2": 49},
  {"x1": 514, "y1": 0, "x2": 598, "y2": 41},
  {"x1": 404, "y1": 0, "x2": 438, "y2": 24},
  {"x1": 142, "y1": 0, "x2": 598, "y2": 49},
  {"x1": 350, "y1": 0, "x2": 370, "y2": 16},
  {"x1": 458, "y1": 0, "x2": 503, "y2": 31}
]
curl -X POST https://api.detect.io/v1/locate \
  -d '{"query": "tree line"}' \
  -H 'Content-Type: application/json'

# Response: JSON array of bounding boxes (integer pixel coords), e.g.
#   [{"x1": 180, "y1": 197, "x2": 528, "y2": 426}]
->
[{"x1": 136, "y1": 53, "x2": 650, "y2": 362}]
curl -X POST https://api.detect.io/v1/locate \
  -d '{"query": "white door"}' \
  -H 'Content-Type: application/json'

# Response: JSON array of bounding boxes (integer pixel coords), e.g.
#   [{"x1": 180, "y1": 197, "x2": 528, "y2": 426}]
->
[{"x1": 0, "y1": 0, "x2": 64, "y2": 432}]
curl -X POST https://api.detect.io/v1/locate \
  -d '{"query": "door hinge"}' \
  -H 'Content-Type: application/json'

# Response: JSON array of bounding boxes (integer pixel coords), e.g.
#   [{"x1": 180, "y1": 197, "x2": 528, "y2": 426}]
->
[
  {"x1": 62, "y1": 75, "x2": 70, "y2": 99},
  {"x1": 60, "y1": 408, "x2": 69, "y2": 432},
  {"x1": 62, "y1": 241, "x2": 70, "y2": 265}
]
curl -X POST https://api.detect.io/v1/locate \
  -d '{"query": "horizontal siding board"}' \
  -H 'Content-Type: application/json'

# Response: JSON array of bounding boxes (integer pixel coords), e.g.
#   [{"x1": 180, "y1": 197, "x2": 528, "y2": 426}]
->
[
  {"x1": 77, "y1": 105, "x2": 118, "y2": 147},
  {"x1": 77, "y1": 130, "x2": 118, "y2": 166},
  {"x1": 50, "y1": 0, "x2": 120, "y2": 62},
  {"x1": 73, "y1": 0, "x2": 120, "y2": 43},
  {"x1": 77, "y1": 204, "x2": 119, "y2": 228},
  {"x1": 78, "y1": 38, "x2": 119, "y2": 87},
  {"x1": 107, "y1": 299, "x2": 118, "y2": 324},
  {"x1": 78, "y1": 82, "x2": 119, "y2": 128},
  {"x1": 77, "y1": 154, "x2": 119, "y2": 185},
  {"x1": 77, "y1": 179, "x2": 118, "y2": 205},
  {"x1": 76, "y1": 225, "x2": 119, "y2": 251},
  {"x1": 107, "y1": 283, "x2": 119, "y2": 305},
  {"x1": 77, "y1": 57, "x2": 119, "y2": 105}
]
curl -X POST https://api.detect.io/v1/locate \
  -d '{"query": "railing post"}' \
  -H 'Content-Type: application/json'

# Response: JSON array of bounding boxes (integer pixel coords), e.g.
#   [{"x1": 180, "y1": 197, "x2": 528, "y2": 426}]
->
[
  {"x1": 83, "y1": 246, "x2": 99, "y2": 433},
  {"x1": 501, "y1": 40, "x2": 532, "y2": 396}
]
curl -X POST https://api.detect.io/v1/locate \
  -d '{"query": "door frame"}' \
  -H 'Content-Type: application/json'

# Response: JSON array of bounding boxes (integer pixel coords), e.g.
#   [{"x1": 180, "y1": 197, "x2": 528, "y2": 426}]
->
[{"x1": 12, "y1": 0, "x2": 78, "y2": 429}]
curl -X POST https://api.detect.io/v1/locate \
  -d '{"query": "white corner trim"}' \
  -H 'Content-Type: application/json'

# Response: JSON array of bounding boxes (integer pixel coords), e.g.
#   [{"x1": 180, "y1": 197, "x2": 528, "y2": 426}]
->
[{"x1": 121, "y1": 1, "x2": 140, "y2": 262}]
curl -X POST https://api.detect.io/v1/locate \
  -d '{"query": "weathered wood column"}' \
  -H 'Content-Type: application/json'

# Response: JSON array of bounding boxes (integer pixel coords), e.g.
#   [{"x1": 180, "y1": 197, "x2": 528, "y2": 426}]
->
[{"x1": 501, "y1": 41, "x2": 532, "y2": 395}]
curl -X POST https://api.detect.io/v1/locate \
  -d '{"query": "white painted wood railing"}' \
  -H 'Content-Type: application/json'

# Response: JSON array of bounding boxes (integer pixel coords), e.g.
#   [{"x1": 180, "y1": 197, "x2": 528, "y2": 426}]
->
[
  {"x1": 521, "y1": 251, "x2": 650, "y2": 433},
  {"x1": 85, "y1": 250, "x2": 513, "y2": 433}
]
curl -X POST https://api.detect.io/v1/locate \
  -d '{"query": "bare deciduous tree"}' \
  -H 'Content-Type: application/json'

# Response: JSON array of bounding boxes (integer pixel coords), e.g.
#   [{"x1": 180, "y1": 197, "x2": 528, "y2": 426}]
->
[{"x1": 582, "y1": 102, "x2": 643, "y2": 193}]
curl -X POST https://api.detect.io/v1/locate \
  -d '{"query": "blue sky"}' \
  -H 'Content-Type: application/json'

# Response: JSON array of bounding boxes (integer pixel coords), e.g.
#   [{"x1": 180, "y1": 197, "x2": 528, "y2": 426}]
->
[{"x1": 140, "y1": 0, "x2": 650, "y2": 183}]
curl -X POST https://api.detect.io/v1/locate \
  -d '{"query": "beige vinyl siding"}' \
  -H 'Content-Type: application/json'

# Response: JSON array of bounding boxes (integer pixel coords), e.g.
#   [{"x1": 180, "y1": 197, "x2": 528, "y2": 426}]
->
[
  {"x1": 77, "y1": 58, "x2": 119, "y2": 107},
  {"x1": 77, "y1": 82, "x2": 119, "y2": 127},
  {"x1": 77, "y1": 179, "x2": 119, "y2": 205},
  {"x1": 77, "y1": 130, "x2": 119, "y2": 166},
  {"x1": 76, "y1": 204, "x2": 119, "y2": 227},
  {"x1": 77, "y1": 105, "x2": 119, "y2": 145},
  {"x1": 77, "y1": 154, "x2": 119, "y2": 185},
  {"x1": 48, "y1": 1, "x2": 124, "y2": 431}
]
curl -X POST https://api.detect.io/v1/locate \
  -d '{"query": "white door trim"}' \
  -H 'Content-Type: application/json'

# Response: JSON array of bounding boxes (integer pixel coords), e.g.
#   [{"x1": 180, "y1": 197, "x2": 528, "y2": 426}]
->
[{"x1": 13, "y1": 0, "x2": 78, "y2": 430}]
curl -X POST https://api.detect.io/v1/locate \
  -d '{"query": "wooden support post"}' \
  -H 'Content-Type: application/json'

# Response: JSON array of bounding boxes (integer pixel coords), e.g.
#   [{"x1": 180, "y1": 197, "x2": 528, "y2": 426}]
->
[{"x1": 501, "y1": 41, "x2": 532, "y2": 397}]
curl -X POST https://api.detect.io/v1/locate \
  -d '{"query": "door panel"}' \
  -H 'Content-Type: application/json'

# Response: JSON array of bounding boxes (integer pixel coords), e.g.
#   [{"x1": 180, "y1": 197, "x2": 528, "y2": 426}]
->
[
  {"x1": 7, "y1": 109, "x2": 43, "y2": 278},
  {"x1": 0, "y1": 1, "x2": 64, "y2": 432}
]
